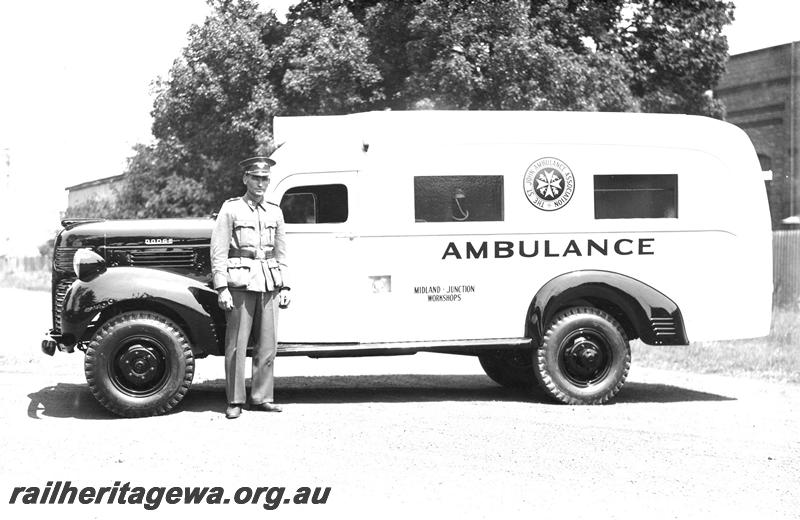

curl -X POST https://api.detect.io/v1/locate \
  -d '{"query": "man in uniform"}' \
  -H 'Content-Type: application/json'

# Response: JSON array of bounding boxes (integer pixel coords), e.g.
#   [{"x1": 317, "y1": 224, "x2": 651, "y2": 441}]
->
[{"x1": 210, "y1": 156, "x2": 291, "y2": 419}]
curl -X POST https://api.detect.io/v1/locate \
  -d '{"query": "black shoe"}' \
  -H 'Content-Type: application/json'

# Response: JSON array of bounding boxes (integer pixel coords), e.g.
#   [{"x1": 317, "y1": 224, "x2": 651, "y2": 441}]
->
[
  {"x1": 225, "y1": 404, "x2": 242, "y2": 419},
  {"x1": 251, "y1": 402, "x2": 283, "y2": 413}
]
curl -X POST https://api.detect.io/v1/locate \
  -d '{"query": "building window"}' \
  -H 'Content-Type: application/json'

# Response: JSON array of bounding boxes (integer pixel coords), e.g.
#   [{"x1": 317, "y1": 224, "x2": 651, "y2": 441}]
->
[
  {"x1": 594, "y1": 174, "x2": 678, "y2": 219},
  {"x1": 280, "y1": 184, "x2": 348, "y2": 224},
  {"x1": 414, "y1": 176, "x2": 504, "y2": 222}
]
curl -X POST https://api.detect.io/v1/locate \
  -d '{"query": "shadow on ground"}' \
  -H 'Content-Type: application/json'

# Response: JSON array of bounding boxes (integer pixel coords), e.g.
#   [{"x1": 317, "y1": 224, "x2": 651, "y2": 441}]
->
[
  {"x1": 27, "y1": 373, "x2": 735, "y2": 420},
  {"x1": 27, "y1": 383, "x2": 110, "y2": 420}
]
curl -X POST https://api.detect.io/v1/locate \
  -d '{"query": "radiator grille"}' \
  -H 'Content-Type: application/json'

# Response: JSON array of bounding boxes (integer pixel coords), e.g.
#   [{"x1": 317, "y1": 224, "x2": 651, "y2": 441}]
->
[
  {"x1": 128, "y1": 249, "x2": 196, "y2": 268},
  {"x1": 54, "y1": 247, "x2": 78, "y2": 273},
  {"x1": 650, "y1": 317, "x2": 677, "y2": 337},
  {"x1": 53, "y1": 277, "x2": 75, "y2": 334}
]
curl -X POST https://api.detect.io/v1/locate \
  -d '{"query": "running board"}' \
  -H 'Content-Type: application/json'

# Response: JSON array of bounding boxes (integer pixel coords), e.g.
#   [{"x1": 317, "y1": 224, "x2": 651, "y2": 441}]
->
[{"x1": 276, "y1": 337, "x2": 532, "y2": 358}]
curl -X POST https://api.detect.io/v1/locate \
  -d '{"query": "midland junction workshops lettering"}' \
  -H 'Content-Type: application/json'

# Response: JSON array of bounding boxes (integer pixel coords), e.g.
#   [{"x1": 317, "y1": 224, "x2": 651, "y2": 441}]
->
[
  {"x1": 414, "y1": 284, "x2": 476, "y2": 302},
  {"x1": 441, "y1": 238, "x2": 655, "y2": 260}
]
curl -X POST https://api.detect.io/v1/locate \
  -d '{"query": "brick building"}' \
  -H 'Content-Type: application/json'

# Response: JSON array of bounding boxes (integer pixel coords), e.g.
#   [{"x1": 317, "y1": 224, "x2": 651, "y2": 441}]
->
[{"x1": 716, "y1": 41, "x2": 800, "y2": 228}]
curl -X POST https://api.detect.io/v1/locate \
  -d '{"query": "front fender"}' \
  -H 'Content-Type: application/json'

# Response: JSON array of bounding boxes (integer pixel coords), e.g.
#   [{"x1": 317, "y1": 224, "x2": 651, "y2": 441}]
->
[
  {"x1": 61, "y1": 267, "x2": 224, "y2": 356},
  {"x1": 528, "y1": 270, "x2": 688, "y2": 346}
]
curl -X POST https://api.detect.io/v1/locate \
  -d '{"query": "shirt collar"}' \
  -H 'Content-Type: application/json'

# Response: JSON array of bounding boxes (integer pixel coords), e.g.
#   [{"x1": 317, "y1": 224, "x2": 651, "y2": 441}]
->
[{"x1": 242, "y1": 194, "x2": 267, "y2": 211}]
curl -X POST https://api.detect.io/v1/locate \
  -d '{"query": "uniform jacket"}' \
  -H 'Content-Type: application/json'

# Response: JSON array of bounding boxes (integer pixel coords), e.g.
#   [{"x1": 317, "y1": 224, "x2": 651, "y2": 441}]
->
[{"x1": 211, "y1": 195, "x2": 288, "y2": 292}]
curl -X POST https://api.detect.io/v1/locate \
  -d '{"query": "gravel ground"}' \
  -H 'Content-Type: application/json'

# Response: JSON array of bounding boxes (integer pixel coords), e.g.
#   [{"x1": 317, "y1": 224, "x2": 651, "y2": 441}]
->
[{"x1": 1, "y1": 288, "x2": 799, "y2": 520}]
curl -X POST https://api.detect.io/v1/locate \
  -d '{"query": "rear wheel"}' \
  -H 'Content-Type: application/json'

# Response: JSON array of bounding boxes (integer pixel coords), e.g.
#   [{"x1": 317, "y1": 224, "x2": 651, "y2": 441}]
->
[
  {"x1": 478, "y1": 350, "x2": 536, "y2": 389},
  {"x1": 84, "y1": 311, "x2": 194, "y2": 417},
  {"x1": 534, "y1": 307, "x2": 630, "y2": 405}
]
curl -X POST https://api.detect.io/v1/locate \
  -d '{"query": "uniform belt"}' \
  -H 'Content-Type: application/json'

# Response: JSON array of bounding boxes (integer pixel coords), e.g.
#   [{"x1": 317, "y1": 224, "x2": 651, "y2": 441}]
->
[{"x1": 228, "y1": 248, "x2": 274, "y2": 260}]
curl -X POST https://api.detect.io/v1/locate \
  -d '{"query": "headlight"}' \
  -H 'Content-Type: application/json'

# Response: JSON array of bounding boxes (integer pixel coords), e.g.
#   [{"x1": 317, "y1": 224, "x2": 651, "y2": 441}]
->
[{"x1": 73, "y1": 248, "x2": 107, "y2": 282}]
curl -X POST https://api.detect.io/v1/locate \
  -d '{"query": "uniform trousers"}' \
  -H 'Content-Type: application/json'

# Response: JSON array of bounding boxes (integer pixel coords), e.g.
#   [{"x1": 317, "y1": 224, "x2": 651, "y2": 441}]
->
[{"x1": 224, "y1": 289, "x2": 278, "y2": 405}]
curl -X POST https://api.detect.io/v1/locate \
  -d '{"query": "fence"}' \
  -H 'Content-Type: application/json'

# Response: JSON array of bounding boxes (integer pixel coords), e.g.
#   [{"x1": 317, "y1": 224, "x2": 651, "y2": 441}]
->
[
  {"x1": 0, "y1": 255, "x2": 51, "y2": 273},
  {"x1": 774, "y1": 230, "x2": 800, "y2": 307}
]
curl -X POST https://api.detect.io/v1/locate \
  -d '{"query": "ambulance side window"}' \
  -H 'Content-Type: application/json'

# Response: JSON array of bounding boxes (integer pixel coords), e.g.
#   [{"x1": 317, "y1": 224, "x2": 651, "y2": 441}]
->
[
  {"x1": 594, "y1": 174, "x2": 678, "y2": 219},
  {"x1": 280, "y1": 184, "x2": 348, "y2": 224},
  {"x1": 414, "y1": 176, "x2": 504, "y2": 222}
]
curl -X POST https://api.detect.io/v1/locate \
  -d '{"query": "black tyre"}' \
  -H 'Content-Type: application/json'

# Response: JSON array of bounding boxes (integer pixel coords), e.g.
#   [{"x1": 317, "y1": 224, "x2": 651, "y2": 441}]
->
[
  {"x1": 478, "y1": 350, "x2": 536, "y2": 389},
  {"x1": 533, "y1": 307, "x2": 630, "y2": 405},
  {"x1": 84, "y1": 311, "x2": 195, "y2": 417}
]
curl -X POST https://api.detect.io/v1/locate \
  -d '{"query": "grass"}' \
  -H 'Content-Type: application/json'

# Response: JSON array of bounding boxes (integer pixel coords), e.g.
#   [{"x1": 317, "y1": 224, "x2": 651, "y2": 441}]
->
[
  {"x1": 0, "y1": 269, "x2": 51, "y2": 291},
  {"x1": 632, "y1": 307, "x2": 800, "y2": 384}
]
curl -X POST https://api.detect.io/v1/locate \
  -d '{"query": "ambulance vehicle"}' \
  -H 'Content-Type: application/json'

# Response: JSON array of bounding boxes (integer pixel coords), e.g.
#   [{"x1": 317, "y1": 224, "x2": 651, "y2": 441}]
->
[{"x1": 45, "y1": 111, "x2": 773, "y2": 416}]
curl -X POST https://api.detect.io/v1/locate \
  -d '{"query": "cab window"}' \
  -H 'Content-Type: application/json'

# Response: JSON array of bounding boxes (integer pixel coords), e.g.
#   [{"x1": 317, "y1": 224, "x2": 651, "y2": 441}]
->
[
  {"x1": 280, "y1": 184, "x2": 348, "y2": 224},
  {"x1": 414, "y1": 175, "x2": 504, "y2": 222}
]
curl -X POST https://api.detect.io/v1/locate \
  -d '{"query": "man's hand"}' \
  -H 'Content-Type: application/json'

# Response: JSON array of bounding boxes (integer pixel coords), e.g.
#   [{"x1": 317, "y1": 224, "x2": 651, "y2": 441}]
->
[
  {"x1": 217, "y1": 287, "x2": 233, "y2": 311},
  {"x1": 278, "y1": 289, "x2": 291, "y2": 309}
]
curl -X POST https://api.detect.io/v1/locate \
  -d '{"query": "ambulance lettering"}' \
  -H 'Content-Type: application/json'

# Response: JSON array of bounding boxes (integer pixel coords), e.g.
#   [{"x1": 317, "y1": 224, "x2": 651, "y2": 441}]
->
[{"x1": 441, "y1": 238, "x2": 655, "y2": 259}]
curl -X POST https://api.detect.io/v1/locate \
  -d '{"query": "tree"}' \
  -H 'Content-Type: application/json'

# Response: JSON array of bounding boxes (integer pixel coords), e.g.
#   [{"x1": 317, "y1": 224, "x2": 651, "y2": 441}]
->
[
  {"x1": 37, "y1": 237, "x2": 55, "y2": 258},
  {"x1": 288, "y1": 0, "x2": 731, "y2": 114},
  {"x1": 403, "y1": 0, "x2": 636, "y2": 111},
  {"x1": 527, "y1": 0, "x2": 628, "y2": 54},
  {"x1": 150, "y1": 0, "x2": 284, "y2": 207},
  {"x1": 115, "y1": 142, "x2": 212, "y2": 218},
  {"x1": 277, "y1": 6, "x2": 383, "y2": 115},
  {"x1": 616, "y1": 0, "x2": 734, "y2": 117},
  {"x1": 135, "y1": 0, "x2": 384, "y2": 213}
]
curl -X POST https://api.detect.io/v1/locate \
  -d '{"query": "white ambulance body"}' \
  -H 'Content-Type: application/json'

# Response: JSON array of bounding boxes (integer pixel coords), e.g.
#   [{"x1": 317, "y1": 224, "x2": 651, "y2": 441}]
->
[{"x1": 266, "y1": 110, "x2": 772, "y2": 404}]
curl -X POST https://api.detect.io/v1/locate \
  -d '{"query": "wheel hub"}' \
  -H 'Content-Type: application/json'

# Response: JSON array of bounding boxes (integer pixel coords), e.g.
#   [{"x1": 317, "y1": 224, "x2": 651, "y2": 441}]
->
[
  {"x1": 118, "y1": 344, "x2": 162, "y2": 385},
  {"x1": 568, "y1": 337, "x2": 602, "y2": 370},
  {"x1": 561, "y1": 332, "x2": 610, "y2": 385}
]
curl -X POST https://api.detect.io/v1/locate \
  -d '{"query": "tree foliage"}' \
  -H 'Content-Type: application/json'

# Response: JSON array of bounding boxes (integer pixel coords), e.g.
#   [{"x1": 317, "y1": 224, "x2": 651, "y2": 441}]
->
[
  {"x1": 278, "y1": 6, "x2": 383, "y2": 114},
  {"x1": 404, "y1": 0, "x2": 636, "y2": 111},
  {"x1": 103, "y1": 0, "x2": 733, "y2": 219},
  {"x1": 116, "y1": 142, "x2": 212, "y2": 218},
  {"x1": 149, "y1": 0, "x2": 284, "y2": 203},
  {"x1": 617, "y1": 0, "x2": 733, "y2": 116}
]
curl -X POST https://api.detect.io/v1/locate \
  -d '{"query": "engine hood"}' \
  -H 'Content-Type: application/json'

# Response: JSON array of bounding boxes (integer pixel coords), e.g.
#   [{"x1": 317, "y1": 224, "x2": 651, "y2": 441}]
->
[{"x1": 57, "y1": 218, "x2": 215, "y2": 249}]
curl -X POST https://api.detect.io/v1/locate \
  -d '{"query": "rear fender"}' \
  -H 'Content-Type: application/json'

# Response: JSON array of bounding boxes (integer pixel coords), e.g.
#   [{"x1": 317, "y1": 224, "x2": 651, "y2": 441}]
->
[
  {"x1": 61, "y1": 267, "x2": 224, "y2": 356},
  {"x1": 528, "y1": 270, "x2": 688, "y2": 346}
]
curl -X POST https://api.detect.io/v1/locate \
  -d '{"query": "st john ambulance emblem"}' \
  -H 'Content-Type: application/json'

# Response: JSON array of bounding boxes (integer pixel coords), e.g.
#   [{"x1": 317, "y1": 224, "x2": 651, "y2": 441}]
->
[{"x1": 523, "y1": 157, "x2": 575, "y2": 211}]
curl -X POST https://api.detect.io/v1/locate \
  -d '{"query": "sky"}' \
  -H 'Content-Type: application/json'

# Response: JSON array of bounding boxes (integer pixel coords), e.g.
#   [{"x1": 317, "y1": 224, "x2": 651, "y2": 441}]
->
[{"x1": 0, "y1": 0, "x2": 799, "y2": 254}]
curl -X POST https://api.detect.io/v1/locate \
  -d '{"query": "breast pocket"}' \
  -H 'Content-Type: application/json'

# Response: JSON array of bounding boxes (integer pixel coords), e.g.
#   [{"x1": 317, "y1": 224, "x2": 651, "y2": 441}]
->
[
  {"x1": 233, "y1": 219, "x2": 258, "y2": 248},
  {"x1": 261, "y1": 220, "x2": 277, "y2": 245}
]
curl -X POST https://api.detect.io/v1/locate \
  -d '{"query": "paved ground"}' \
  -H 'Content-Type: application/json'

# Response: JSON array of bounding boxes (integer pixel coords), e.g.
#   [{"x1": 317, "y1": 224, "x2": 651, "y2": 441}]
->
[{"x1": 1, "y1": 288, "x2": 798, "y2": 519}]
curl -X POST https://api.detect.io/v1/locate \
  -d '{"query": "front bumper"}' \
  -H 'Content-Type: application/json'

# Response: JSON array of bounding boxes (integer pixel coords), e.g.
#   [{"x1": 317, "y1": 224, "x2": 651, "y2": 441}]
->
[
  {"x1": 41, "y1": 333, "x2": 75, "y2": 356},
  {"x1": 41, "y1": 339, "x2": 56, "y2": 356}
]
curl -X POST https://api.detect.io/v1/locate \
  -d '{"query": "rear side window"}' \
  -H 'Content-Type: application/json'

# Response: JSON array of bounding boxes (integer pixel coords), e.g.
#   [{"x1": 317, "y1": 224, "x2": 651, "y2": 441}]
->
[
  {"x1": 594, "y1": 174, "x2": 678, "y2": 219},
  {"x1": 280, "y1": 184, "x2": 348, "y2": 224},
  {"x1": 414, "y1": 175, "x2": 504, "y2": 222}
]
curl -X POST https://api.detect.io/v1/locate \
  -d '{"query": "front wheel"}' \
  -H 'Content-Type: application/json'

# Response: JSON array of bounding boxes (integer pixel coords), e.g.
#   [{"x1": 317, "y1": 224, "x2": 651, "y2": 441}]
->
[
  {"x1": 534, "y1": 307, "x2": 630, "y2": 405},
  {"x1": 84, "y1": 311, "x2": 195, "y2": 417}
]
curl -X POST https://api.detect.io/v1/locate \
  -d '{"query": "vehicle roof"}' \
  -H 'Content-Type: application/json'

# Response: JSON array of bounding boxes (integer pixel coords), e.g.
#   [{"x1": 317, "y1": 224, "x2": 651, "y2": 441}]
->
[{"x1": 271, "y1": 110, "x2": 754, "y2": 174}]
